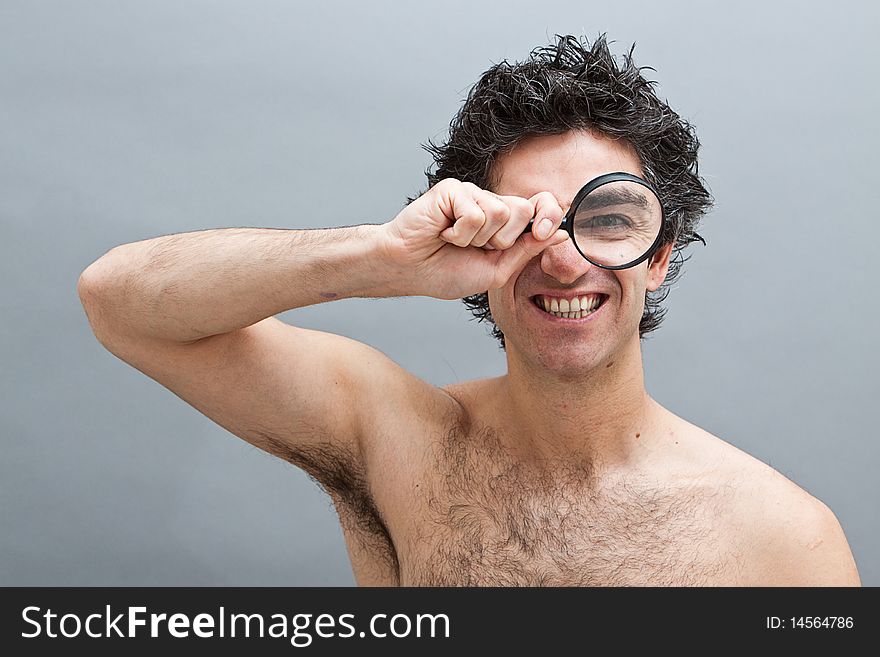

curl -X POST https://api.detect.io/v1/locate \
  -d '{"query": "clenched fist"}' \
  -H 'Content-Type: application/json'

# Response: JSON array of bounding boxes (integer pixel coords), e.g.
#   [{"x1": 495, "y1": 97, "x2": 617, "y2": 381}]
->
[{"x1": 377, "y1": 178, "x2": 569, "y2": 300}]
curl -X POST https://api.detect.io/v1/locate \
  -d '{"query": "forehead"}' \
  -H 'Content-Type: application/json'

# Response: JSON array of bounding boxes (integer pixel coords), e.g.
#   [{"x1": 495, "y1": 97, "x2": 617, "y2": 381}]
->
[{"x1": 490, "y1": 129, "x2": 644, "y2": 209}]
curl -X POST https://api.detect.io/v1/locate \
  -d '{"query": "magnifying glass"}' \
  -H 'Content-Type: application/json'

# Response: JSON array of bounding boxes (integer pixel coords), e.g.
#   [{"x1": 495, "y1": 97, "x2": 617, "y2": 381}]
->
[{"x1": 521, "y1": 172, "x2": 666, "y2": 270}]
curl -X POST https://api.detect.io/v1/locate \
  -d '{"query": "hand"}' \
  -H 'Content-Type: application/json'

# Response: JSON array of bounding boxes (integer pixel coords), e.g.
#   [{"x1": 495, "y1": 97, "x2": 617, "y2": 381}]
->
[{"x1": 377, "y1": 178, "x2": 568, "y2": 300}]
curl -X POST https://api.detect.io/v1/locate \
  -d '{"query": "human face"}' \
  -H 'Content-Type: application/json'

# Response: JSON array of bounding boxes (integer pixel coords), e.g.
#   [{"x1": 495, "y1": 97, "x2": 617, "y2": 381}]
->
[{"x1": 487, "y1": 129, "x2": 673, "y2": 373}]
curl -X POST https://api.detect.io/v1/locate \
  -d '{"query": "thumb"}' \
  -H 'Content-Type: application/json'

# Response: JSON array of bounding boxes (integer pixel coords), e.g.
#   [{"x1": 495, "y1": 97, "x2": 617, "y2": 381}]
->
[{"x1": 492, "y1": 229, "x2": 569, "y2": 285}]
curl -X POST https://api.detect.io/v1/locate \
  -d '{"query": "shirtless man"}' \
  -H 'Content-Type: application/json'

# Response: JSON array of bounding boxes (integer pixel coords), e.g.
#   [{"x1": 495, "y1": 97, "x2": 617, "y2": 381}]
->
[{"x1": 77, "y1": 35, "x2": 860, "y2": 586}]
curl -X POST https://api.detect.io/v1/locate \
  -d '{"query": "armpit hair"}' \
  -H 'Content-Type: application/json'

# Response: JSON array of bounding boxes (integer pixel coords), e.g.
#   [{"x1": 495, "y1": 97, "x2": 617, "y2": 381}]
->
[{"x1": 248, "y1": 429, "x2": 400, "y2": 575}]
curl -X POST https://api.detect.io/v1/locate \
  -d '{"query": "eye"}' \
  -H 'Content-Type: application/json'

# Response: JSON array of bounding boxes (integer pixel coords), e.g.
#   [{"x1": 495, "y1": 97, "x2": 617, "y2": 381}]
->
[{"x1": 580, "y1": 214, "x2": 633, "y2": 230}]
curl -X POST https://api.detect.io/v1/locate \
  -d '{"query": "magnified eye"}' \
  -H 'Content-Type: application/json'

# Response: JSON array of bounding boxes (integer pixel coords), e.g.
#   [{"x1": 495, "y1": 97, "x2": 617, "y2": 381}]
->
[
  {"x1": 521, "y1": 174, "x2": 664, "y2": 268},
  {"x1": 579, "y1": 214, "x2": 633, "y2": 230}
]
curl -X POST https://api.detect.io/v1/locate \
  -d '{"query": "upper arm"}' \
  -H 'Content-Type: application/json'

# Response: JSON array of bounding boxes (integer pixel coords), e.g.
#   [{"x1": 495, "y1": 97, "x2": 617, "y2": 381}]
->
[
  {"x1": 86, "y1": 313, "x2": 458, "y2": 489},
  {"x1": 755, "y1": 493, "x2": 861, "y2": 586}
]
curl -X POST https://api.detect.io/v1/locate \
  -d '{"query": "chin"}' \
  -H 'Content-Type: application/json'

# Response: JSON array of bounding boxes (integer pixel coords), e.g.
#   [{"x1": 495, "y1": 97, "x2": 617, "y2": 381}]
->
[
  {"x1": 510, "y1": 335, "x2": 609, "y2": 375},
  {"x1": 548, "y1": 342, "x2": 606, "y2": 368}
]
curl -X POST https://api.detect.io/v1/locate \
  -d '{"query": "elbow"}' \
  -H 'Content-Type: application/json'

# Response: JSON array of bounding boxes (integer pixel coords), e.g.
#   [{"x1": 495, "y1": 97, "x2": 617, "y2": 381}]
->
[
  {"x1": 77, "y1": 260, "x2": 103, "y2": 306},
  {"x1": 78, "y1": 267, "x2": 109, "y2": 345},
  {"x1": 78, "y1": 246, "x2": 119, "y2": 297},
  {"x1": 77, "y1": 251, "x2": 126, "y2": 344},
  {"x1": 77, "y1": 252, "x2": 114, "y2": 310}
]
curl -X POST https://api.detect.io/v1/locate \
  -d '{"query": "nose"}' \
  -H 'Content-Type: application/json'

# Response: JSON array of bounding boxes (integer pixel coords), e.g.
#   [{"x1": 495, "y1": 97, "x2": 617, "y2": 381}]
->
[{"x1": 539, "y1": 234, "x2": 594, "y2": 285}]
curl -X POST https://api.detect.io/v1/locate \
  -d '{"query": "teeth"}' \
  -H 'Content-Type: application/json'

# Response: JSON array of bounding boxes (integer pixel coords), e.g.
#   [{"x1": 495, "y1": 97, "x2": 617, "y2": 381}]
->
[{"x1": 534, "y1": 294, "x2": 604, "y2": 319}]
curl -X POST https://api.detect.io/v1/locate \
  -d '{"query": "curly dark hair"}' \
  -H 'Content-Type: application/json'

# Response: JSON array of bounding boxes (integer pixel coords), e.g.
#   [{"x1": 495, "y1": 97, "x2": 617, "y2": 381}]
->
[{"x1": 406, "y1": 32, "x2": 713, "y2": 350}]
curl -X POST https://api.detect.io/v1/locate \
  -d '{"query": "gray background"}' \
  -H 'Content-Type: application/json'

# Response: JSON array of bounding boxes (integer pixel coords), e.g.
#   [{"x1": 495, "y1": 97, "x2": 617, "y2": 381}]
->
[{"x1": 1, "y1": 0, "x2": 877, "y2": 585}]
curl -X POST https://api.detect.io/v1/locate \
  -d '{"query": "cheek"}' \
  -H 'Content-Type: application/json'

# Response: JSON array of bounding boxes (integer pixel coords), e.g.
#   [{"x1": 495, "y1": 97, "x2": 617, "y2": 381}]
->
[
  {"x1": 487, "y1": 287, "x2": 516, "y2": 327},
  {"x1": 489, "y1": 290, "x2": 506, "y2": 323},
  {"x1": 487, "y1": 290, "x2": 503, "y2": 322},
  {"x1": 618, "y1": 271, "x2": 649, "y2": 313}
]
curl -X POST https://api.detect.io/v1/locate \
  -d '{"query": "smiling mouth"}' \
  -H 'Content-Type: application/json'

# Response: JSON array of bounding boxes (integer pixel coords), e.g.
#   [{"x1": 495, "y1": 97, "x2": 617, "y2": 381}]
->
[{"x1": 530, "y1": 293, "x2": 608, "y2": 319}]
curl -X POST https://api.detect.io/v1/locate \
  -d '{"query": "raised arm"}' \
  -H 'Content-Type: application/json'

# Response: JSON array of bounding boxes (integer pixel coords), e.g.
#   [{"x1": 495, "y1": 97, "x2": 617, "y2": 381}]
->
[
  {"x1": 76, "y1": 224, "x2": 442, "y2": 485},
  {"x1": 76, "y1": 180, "x2": 569, "y2": 500}
]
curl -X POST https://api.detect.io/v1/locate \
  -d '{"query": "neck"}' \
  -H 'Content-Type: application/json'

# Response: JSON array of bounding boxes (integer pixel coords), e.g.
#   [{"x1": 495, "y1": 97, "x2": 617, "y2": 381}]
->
[{"x1": 495, "y1": 333, "x2": 659, "y2": 473}]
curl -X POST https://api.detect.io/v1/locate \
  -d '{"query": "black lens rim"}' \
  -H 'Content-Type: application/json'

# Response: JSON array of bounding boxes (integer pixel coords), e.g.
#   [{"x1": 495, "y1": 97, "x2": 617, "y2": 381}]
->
[{"x1": 523, "y1": 171, "x2": 667, "y2": 270}]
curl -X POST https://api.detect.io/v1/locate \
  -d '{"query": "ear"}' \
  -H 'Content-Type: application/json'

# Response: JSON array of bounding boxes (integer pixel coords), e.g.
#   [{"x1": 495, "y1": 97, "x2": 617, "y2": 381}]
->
[{"x1": 645, "y1": 242, "x2": 674, "y2": 292}]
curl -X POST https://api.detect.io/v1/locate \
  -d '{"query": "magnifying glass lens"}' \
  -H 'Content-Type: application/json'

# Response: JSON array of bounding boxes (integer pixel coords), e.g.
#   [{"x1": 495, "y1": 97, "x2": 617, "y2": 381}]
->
[{"x1": 571, "y1": 180, "x2": 663, "y2": 267}]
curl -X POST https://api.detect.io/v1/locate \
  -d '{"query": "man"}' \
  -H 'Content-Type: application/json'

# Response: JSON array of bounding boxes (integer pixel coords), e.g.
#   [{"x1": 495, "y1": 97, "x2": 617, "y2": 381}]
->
[{"x1": 77, "y1": 34, "x2": 860, "y2": 586}]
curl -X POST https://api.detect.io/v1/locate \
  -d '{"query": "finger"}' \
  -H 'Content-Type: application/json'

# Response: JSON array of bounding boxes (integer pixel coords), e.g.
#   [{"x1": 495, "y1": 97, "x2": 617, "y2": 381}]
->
[
  {"x1": 470, "y1": 191, "x2": 512, "y2": 247},
  {"x1": 491, "y1": 229, "x2": 570, "y2": 285},
  {"x1": 484, "y1": 195, "x2": 535, "y2": 250},
  {"x1": 528, "y1": 191, "x2": 565, "y2": 240},
  {"x1": 438, "y1": 191, "x2": 487, "y2": 247}
]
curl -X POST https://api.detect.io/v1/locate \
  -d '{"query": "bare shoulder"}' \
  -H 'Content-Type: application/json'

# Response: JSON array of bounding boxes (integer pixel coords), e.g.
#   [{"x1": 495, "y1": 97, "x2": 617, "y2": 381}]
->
[
  {"x1": 668, "y1": 414, "x2": 861, "y2": 586},
  {"x1": 739, "y1": 464, "x2": 861, "y2": 586}
]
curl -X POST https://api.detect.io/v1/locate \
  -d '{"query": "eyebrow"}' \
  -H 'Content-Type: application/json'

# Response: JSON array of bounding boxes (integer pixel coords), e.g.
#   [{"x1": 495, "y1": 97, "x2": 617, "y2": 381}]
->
[{"x1": 574, "y1": 187, "x2": 651, "y2": 212}]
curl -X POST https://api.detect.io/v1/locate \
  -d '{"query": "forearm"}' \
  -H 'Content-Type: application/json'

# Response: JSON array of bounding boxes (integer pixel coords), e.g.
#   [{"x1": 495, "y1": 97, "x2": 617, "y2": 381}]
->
[{"x1": 78, "y1": 224, "x2": 406, "y2": 343}]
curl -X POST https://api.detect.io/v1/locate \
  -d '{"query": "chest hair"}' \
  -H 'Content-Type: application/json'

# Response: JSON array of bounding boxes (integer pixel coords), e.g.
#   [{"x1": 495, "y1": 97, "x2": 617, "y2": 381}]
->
[{"x1": 399, "y1": 418, "x2": 740, "y2": 586}]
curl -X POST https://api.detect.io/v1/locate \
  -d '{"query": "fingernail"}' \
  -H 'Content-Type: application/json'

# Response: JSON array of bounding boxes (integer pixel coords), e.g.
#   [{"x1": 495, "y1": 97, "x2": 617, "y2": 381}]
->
[{"x1": 536, "y1": 218, "x2": 553, "y2": 239}]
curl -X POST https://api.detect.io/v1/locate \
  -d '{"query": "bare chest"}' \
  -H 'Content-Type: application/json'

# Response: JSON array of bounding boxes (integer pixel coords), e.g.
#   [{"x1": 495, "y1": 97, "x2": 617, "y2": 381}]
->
[{"x1": 349, "y1": 421, "x2": 745, "y2": 587}]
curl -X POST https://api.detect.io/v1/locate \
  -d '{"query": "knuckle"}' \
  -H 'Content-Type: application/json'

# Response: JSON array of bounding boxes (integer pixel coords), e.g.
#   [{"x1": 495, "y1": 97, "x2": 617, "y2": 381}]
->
[
  {"x1": 512, "y1": 197, "x2": 534, "y2": 214},
  {"x1": 480, "y1": 199, "x2": 510, "y2": 223},
  {"x1": 433, "y1": 178, "x2": 461, "y2": 197},
  {"x1": 493, "y1": 200, "x2": 512, "y2": 221},
  {"x1": 533, "y1": 190, "x2": 559, "y2": 206},
  {"x1": 457, "y1": 212, "x2": 485, "y2": 230},
  {"x1": 530, "y1": 191, "x2": 551, "y2": 207},
  {"x1": 434, "y1": 178, "x2": 461, "y2": 197}
]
